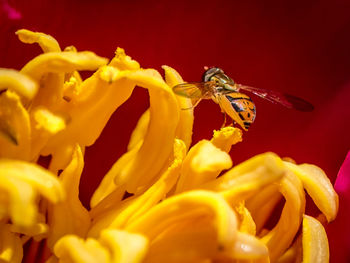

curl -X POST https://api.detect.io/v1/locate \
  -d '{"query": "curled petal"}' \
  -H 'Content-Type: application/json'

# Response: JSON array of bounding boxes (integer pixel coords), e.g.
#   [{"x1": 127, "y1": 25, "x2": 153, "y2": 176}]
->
[
  {"x1": 260, "y1": 171, "x2": 305, "y2": 262},
  {"x1": 284, "y1": 161, "x2": 339, "y2": 222},
  {"x1": 53, "y1": 229, "x2": 148, "y2": 263},
  {"x1": 246, "y1": 184, "x2": 282, "y2": 232},
  {"x1": 114, "y1": 69, "x2": 180, "y2": 193},
  {"x1": 20, "y1": 51, "x2": 108, "y2": 81},
  {"x1": 0, "y1": 68, "x2": 38, "y2": 100},
  {"x1": 127, "y1": 109, "x2": 150, "y2": 151},
  {"x1": 92, "y1": 60, "x2": 180, "y2": 204},
  {"x1": 125, "y1": 190, "x2": 237, "y2": 250},
  {"x1": 47, "y1": 144, "x2": 90, "y2": 249},
  {"x1": 90, "y1": 145, "x2": 139, "y2": 208},
  {"x1": 88, "y1": 139, "x2": 186, "y2": 237},
  {"x1": 302, "y1": 215, "x2": 329, "y2": 263},
  {"x1": 0, "y1": 159, "x2": 65, "y2": 227},
  {"x1": 16, "y1": 29, "x2": 61, "y2": 53},
  {"x1": 163, "y1": 65, "x2": 194, "y2": 150},
  {"x1": 40, "y1": 54, "x2": 138, "y2": 157},
  {"x1": 20, "y1": 50, "x2": 108, "y2": 112},
  {"x1": 202, "y1": 152, "x2": 284, "y2": 203},
  {"x1": 0, "y1": 90, "x2": 31, "y2": 160},
  {"x1": 175, "y1": 140, "x2": 232, "y2": 194}
]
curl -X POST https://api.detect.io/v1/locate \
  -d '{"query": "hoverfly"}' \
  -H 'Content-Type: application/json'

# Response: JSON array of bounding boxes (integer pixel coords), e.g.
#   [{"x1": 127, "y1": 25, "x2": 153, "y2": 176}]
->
[{"x1": 172, "y1": 67, "x2": 314, "y2": 131}]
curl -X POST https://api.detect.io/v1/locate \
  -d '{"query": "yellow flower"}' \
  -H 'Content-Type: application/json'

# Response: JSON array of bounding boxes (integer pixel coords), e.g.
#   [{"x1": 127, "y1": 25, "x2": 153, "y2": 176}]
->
[{"x1": 0, "y1": 29, "x2": 338, "y2": 263}]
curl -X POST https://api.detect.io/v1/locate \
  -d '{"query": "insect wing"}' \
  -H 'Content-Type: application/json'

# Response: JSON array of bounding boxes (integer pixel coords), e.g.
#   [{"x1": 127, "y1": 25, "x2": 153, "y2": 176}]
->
[
  {"x1": 172, "y1": 82, "x2": 214, "y2": 99},
  {"x1": 236, "y1": 84, "x2": 314, "y2": 112}
]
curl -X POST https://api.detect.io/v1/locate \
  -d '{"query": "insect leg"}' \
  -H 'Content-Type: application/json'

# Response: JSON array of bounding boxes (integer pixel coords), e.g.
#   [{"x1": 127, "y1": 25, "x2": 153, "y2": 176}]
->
[{"x1": 216, "y1": 95, "x2": 234, "y2": 128}]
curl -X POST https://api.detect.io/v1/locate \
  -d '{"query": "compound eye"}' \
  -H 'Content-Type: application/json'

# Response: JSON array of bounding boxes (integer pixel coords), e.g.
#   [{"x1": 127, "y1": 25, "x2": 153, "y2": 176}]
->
[{"x1": 202, "y1": 67, "x2": 223, "y2": 82}]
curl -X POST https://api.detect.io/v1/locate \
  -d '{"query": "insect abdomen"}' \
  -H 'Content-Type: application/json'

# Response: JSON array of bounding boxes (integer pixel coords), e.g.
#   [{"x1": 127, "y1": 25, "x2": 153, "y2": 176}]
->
[{"x1": 226, "y1": 93, "x2": 256, "y2": 130}]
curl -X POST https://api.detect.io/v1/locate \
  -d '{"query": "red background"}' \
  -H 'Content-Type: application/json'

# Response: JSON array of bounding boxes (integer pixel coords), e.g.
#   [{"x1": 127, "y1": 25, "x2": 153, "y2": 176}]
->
[{"x1": 1, "y1": 0, "x2": 350, "y2": 261}]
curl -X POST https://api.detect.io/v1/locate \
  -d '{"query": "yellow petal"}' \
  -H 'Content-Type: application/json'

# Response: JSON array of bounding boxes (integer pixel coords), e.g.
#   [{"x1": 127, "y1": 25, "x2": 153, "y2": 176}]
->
[
  {"x1": 53, "y1": 235, "x2": 110, "y2": 263},
  {"x1": 99, "y1": 229, "x2": 148, "y2": 263},
  {"x1": 284, "y1": 162, "x2": 338, "y2": 222},
  {"x1": 10, "y1": 221, "x2": 48, "y2": 241},
  {"x1": 210, "y1": 126, "x2": 243, "y2": 153},
  {"x1": 175, "y1": 140, "x2": 232, "y2": 194},
  {"x1": 47, "y1": 144, "x2": 90, "y2": 249},
  {"x1": 0, "y1": 90, "x2": 31, "y2": 160},
  {"x1": 246, "y1": 184, "x2": 282, "y2": 233},
  {"x1": 40, "y1": 53, "x2": 180, "y2": 197},
  {"x1": 0, "y1": 177, "x2": 36, "y2": 227},
  {"x1": 260, "y1": 171, "x2": 305, "y2": 262},
  {"x1": 0, "y1": 159, "x2": 65, "y2": 227},
  {"x1": 163, "y1": 65, "x2": 194, "y2": 150},
  {"x1": 109, "y1": 47, "x2": 140, "y2": 70},
  {"x1": 62, "y1": 75, "x2": 83, "y2": 102},
  {"x1": 215, "y1": 232, "x2": 269, "y2": 261},
  {"x1": 21, "y1": 51, "x2": 108, "y2": 81},
  {"x1": 234, "y1": 202, "x2": 256, "y2": 235},
  {"x1": 88, "y1": 139, "x2": 186, "y2": 238},
  {"x1": 33, "y1": 107, "x2": 66, "y2": 134},
  {"x1": 143, "y1": 218, "x2": 223, "y2": 263},
  {"x1": 61, "y1": 45, "x2": 83, "y2": 101},
  {"x1": 30, "y1": 106, "x2": 67, "y2": 162},
  {"x1": 20, "y1": 51, "x2": 108, "y2": 111},
  {"x1": 126, "y1": 190, "x2": 237, "y2": 250},
  {"x1": 302, "y1": 215, "x2": 329, "y2": 263},
  {"x1": 48, "y1": 143, "x2": 76, "y2": 174},
  {"x1": 114, "y1": 69, "x2": 180, "y2": 193},
  {"x1": 90, "y1": 64, "x2": 180, "y2": 204},
  {"x1": 90, "y1": 144, "x2": 139, "y2": 208},
  {"x1": 0, "y1": 224, "x2": 23, "y2": 263},
  {"x1": 202, "y1": 152, "x2": 284, "y2": 203},
  {"x1": 127, "y1": 109, "x2": 150, "y2": 151},
  {"x1": 53, "y1": 230, "x2": 148, "y2": 263},
  {"x1": 39, "y1": 65, "x2": 137, "y2": 157},
  {"x1": 277, "y1": 234, "x2": 302, "y2": 263},
  {"x1": 16, "y1": 29, "x2": 61, "y2": 53},
  {"x1": 0, "y1": 68, "x2": 38, "y2": 100}
]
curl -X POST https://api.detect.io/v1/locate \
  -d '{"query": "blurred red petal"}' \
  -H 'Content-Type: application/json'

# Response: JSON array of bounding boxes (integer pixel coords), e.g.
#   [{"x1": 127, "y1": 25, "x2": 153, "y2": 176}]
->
[
  {"x1": 335, "y1": 152, "x2": 350, "y2": 194},
  {"x1": 1, "y1": 0, "x2": 22, "y2": 20},
  {"x1": 328, "y1": 151, "x2": 350, "y2": 262}
]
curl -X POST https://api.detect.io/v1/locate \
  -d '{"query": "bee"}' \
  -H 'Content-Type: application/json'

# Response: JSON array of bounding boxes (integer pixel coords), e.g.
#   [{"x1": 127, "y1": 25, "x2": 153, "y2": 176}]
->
[{"x1": 172, "y1": 67, "x2": 314, "y2": 131}]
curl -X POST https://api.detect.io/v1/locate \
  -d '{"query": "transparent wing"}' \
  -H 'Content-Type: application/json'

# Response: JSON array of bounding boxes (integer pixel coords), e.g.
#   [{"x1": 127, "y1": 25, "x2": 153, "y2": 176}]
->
[
  {"x1": 236, "y1": 84, "x2": 314, "y2": 112},
  {"x1": 172, "y1": 81, "x2": 215, "y2": 99}
]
